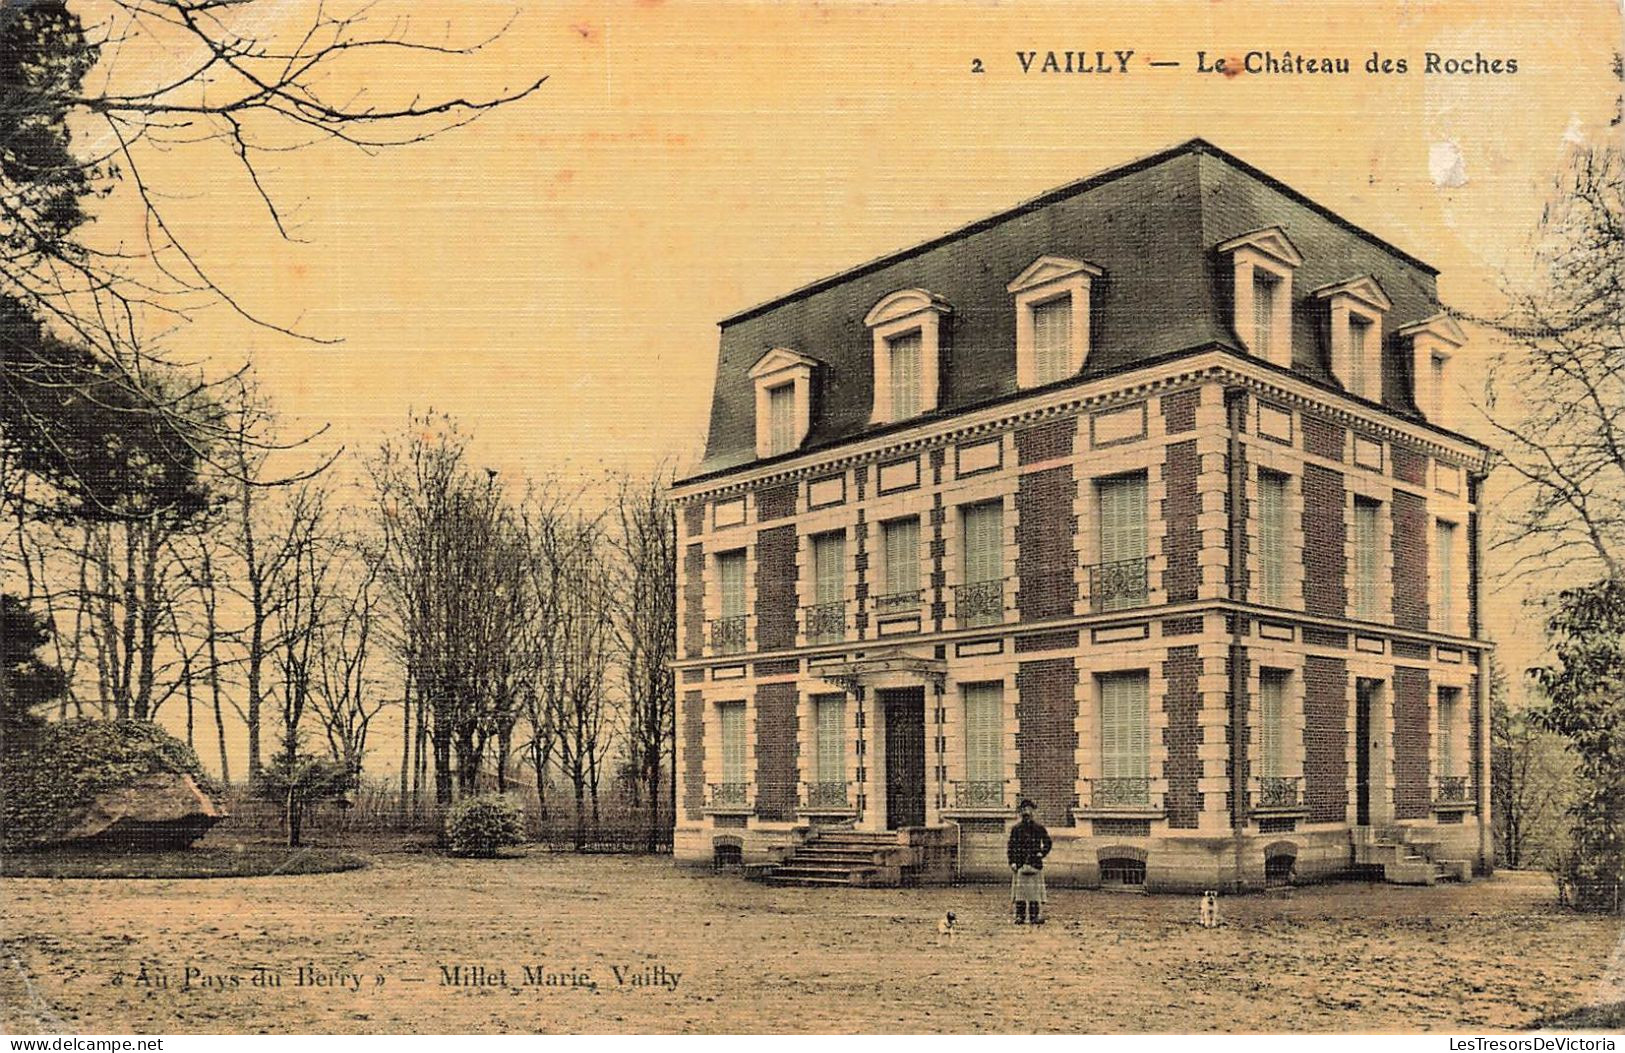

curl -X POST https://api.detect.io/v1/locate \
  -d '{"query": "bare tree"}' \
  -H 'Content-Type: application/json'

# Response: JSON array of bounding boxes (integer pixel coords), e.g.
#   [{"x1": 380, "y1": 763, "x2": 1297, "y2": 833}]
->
[
  {"x1": 1479, "y1": 94, "x2": 1624, "y2": 584},
  {"x1": 609, "y1": 472, "x2": 677, "y2": 852},
  {"x1": 310, "y1": 532, "x2": 388, "y2": 783}
]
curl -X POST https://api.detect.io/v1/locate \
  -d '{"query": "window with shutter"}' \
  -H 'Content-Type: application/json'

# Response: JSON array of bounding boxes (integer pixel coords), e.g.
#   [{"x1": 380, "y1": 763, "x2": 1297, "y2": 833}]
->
[
  {"x1": 1096, "y1": 473, "x2": 1148, "y2": 612},
  {"x1": 962, "y1": 502, "x2": 1002, "y2": 583},
  {"x1": 1437, "y1": 520, "x2": 1457, "y2": 631},
  {"x1": 813, "y1": 532, "x2": 845, "y2": 606},
  {"x1": 963, "y1": 682, "x2": 1003, "y2": 786},
  {"x1": 1431, "y1": 353, "x2": 1448, "y2": 420},
  {"x1": 1253, "y1": 271, "x2": 1279, "y2": 356},
  {"x1": 767, "y1": 383, "x2": 796, "y2": 455},
  {"x1": 882, "y1": 518, "x2": 920, "y2": 599},
  {"x1": 1099, "y1": 671, "x2": 1150, "y2": 783},
  {"x1": 1031, "y1": 296, "x2": 1072, "y2": 385},
  {"x1": 888, "y1": 330, "x2": 922, "y2": 419},
  {"x1": 1353, "y1": 498, "x2": 1380, "y2": 619},
  {"x1": 1349, "y1": 316, "x2": 1373, "y2": 399},
  {"x1": 815, "y1": 694, "x2": 845, "y2": 784},
  {"x1": 719, "y1": 702, "x2": 746, "y2": 786},
  {"x1": 1258, "y1": 471, "x2": 1288, "y2": 606},
  {"x1": 1437, "y1": 688, "x2": 1458, "y2": 780},
  {"x1": 718, "y1": 550, "x2": 747, "y2": 619},
  {"x1": 1259, "y1": 669, "x2": 1288, "y2": 779}
]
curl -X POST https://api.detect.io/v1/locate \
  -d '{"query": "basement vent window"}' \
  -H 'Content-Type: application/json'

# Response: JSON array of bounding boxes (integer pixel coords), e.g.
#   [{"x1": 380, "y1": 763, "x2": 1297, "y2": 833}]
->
[
  {"x1": 1265, "y1": 853, "x2": 1297, "y2": 886},
  {"x1": 1257, "y1": 816, "x2": 1298, "y2": 834},
  {"x1": 1099, "y1": 857, "x2": 1147, "y2": 887},
  {"x1": 712, "y1": 841, "x2": 743, "y2": 868}
]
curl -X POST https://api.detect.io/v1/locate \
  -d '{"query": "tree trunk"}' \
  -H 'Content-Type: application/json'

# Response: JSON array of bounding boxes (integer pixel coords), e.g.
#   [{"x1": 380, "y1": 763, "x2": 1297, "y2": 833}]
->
[
  {"x1": 399, "y1": 679, "x2": 412, "y2": 822},
  {"x1": 433, "y1": 730, "x2": 453, "y2": 806},
  {"x1": 573, "y1": 776, "x2": 587, "y2": 851}
]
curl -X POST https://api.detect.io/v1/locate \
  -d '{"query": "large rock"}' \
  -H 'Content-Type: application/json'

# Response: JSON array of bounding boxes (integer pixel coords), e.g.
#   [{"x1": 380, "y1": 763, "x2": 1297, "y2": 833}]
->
[{"x1": 57, "y1": 772, "x2": 226, "y2": 850}]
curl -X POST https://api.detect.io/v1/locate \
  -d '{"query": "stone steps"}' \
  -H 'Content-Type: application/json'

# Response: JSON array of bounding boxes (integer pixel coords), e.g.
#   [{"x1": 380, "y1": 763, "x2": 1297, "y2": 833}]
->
[{"x1": 759, "y1": 829, "x2": 903, "y2": 888}]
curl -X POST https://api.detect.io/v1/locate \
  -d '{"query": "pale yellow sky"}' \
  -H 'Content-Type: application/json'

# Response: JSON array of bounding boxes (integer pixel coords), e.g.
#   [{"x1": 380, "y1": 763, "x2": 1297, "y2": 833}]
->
[{"x1": 82, "y1": 0, "x2": 1625, "y2": 728}]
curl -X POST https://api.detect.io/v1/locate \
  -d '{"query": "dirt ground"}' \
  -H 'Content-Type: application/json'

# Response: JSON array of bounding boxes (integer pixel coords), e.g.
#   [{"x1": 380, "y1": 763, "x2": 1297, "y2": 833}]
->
[{"x1": 3, "y1": 850, "x2": 1623, "y2": 1034}]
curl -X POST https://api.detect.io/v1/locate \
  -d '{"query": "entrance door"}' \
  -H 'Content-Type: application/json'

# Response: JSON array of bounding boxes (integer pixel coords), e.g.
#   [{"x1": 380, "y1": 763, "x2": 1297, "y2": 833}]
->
[
  {"x1": 1355, "y1": 679, "x2": 1373, "y2": 826},
  {"x1": 882, "y1": 687, "x2": 926, "y2": 829}
]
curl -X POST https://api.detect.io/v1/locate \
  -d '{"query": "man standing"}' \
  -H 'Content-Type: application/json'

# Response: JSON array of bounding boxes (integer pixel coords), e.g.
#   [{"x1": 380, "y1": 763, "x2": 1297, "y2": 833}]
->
[{"x1": 1007, "y1": 798, "x2": 1052, "y2": 925}]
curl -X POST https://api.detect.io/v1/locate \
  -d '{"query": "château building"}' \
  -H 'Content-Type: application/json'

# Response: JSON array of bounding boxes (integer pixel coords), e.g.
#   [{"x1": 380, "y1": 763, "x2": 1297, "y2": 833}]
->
[{"x1": 669, "y1": 139, "x2": 1491, "y2": 891}]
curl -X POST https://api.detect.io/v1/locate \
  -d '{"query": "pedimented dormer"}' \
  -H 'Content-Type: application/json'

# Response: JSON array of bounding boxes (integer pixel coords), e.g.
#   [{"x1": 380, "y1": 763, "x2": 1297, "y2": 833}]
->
[
  {"x1": 749, "y1": 347, "x2": 820, "y2": 458},
  {"x1": 1397, "y1": 313, "x2": 1467, "y2": 427},
  {"x1": 1218, "y1": 226, "x2": 1302, "y2": 369},
  {"x1": 1006, "y1": 255, "x2": 1104, "y2": 388},
  {"x1": 865, "y1": 289, "x2": 951, "y2": 424},
  {"x1": 1314, "y1": 275, "x2": 1391, "y2": 402}
]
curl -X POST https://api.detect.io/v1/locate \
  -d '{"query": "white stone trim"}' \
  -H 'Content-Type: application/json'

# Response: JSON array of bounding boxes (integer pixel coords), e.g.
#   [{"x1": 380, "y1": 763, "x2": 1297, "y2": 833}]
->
[
  {"x1": 749, "y1": 348, "x2": 819, "y2": 459},
  {"x1": 1316, "y1": 276, "x2": 1391, "y2": 402},
  {"x1": 866, "y1": 289, "x2": 951, "y2": 425},
  {"x1": 1008, "y1": 255, "x2": 1103, "y2": 388},
  {"x1": 1221, "y1": 228, "x2": 1301, "y2": 369}
]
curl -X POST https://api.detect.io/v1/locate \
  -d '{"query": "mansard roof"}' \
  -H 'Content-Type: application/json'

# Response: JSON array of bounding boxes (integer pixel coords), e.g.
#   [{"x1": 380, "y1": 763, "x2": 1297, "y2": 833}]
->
[{"x1": 694, "y1": 138, "x2": 1449, "y2": 477}]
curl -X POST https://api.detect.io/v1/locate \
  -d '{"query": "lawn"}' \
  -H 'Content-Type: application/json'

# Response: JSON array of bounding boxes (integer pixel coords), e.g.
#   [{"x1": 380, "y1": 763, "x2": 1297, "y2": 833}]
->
[
  {"x1": 2, "y1": 844, "x2": 1622, "y2": 1034},
  {"x1": 0, "y1": 845, "x2": 366, "y2": 880}
]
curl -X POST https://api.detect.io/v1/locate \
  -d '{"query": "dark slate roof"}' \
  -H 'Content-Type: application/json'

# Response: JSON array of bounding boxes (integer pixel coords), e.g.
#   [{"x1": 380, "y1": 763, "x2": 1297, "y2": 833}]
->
[{"x1": 692, "y1": 139, "x2": 1445, "y2": 479}]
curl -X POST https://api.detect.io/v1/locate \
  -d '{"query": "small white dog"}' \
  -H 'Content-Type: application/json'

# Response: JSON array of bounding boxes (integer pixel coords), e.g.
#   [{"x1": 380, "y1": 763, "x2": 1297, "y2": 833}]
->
[
  {"x1": 1198, "y1": 890, "x2": 1220, "y2": 929},
  {"x1": 937, "y1": 910, "x2": 959, "y2": 943}
]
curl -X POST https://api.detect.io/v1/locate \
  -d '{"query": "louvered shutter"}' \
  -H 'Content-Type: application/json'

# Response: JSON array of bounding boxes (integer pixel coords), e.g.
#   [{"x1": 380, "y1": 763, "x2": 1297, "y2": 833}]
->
[
  {"x1": 814, "y1": 533, "x2": 845, "y2": 606},
  {"x1": 884, "y1": 518, "x2": 919, "y2": 596},
  {"x1": 719, "y1": 703, "x2": 746, "y2": 785},
  {"x1": 1437, "y1": 690, "x2": 1457, "y2": 779},
  {"x1": 963, "y1": 683, "x2": 1003, "y2": 784},
  {"x1": 1259, "y1": 670, "x2": 1286, "y2": 779},
  {"x1": 768, "y1": 383, "x2": 796, "y2": 455},
  {"x1": 1436, "y1": 521, "x2": 1456, "y2": 630},
  {"x1": 1100, "y1": 672, "x2": 1149, "y2": 780},
  {"x1": 1253, "y1": 271, "x2": 1277, "y2": 354},
  {"x1": 1258, "y1": 472, "x2": 1287, "y2": 605},
  {"x1": 1353, "y1": 500, "x2": 1379, "y2": 618},
  {"x1": 1032, "y1": 296, "x2": 1072, "y2": 385},
  {"x1": 1099, "y1": 474, "x2": 1148, "y2": 565},
  {"x1": 815, "y1": 695, "x2": 845, "y2": 783},
  {"x1": 962, "y1": 501, "x2": 1002, "y2": 584},
  {"x1": 889, "y1": 331, "x2": 921, "y2": 419},
  {"x1": 1349, "y1": 317, "x2": 1372, "y2": 398},
  {"x1": 718, "y1": 550, "x2": 746, "y2": 618}
]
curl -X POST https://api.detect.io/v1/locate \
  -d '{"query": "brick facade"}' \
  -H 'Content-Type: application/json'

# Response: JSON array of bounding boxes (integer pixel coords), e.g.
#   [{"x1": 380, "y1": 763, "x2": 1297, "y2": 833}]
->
[
  {"x1": 1303, "y1": 415, "x2": 1345, "y2": 462},
  {"x1": 683, "y1": 543, "x2": 706, "y2": 657},
  {"x1": 1016, "y1": 465, "x2": 1078, "y2": 620},
  {"x1": 1392, "y1": 666, "x2": 1431, "y2": 819},
  {"x1": 754, "y1": 682, "x2": 799, "y2": 821},
  {"x1": 1163, "y1": 439, "x2": 1201, "y2": 604},
  {"x1": 682, "y1": 500, "x2": 705, "y2": 539},
  {"x1": 1016, "y1": 418, "x2": 1075, "y2": 464},
  {"x1": 1302, "y1": 464, "x2": 1347, "y2": 618},
  {"x1": 1162, "y1": 388, "x2": 1199, "y2": 433},
  {"x1": 682, "y1": 689, "x2": 706, "y2": 820},
  {"x1": 1163, "y1": 645, "x2": 1203, "y2": 829},
  {"x1": 1391, "y1": 445, "x2": 1428, "y2": 486},
  {"x1": 1391, "y1": 490, "x2": 1430, "y2": 630},
  {"x1": 754, "y1": 525, "x2": 798, "y2": 650},
  {"x1": 1303, "y1": 655, "x2": 1349, "y2": 823},
  {"x1": 756, "y1": 482, "x2": 798, "y2": 521},
  {"x1": 1015, "y1": 657, "x2": 1078, "y2": 826}
]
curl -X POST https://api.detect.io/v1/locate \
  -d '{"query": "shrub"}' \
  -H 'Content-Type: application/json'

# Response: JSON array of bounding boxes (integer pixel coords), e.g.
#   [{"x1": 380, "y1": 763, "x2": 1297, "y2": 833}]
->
[
  {"x1": 0, "y1": 719, "x2": 221, "y2": 851},
  {"x1": 445, "y1": 794, "x2": 526, "y2": 858}
]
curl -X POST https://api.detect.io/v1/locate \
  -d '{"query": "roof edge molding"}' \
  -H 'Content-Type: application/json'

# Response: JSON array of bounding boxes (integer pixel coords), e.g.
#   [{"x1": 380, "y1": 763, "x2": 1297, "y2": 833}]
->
[
  {"x1": 747, "y1": 347, "x2": 821, "y2": 379},
  {"x1": 863, "y1": 288, "x2": 952, "y2": 328},
  {"x1": 1396, "y1": 313, "x2": 1468, "y2": 347},
  {"x1": 1313, "y1": 274, "x2": 1393, "y2": 313},
  {"x1": 1005, "y1": 254, "x2": 1106, "y2": 294},
  {"x1": 1216, "y1": 226, "x2": 1304, "y2": 269}
]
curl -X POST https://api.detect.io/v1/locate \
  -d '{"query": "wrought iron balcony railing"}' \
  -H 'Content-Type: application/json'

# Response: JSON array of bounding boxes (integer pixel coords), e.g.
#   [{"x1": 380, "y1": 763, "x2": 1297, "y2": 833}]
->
[
  {"x1": 1085, "y1": 776, "x2": 1154, "y2": 809},
  {"x1": 953, "y1": 578, "x2": 1004, "y2": 628},
  {"x1": 1436, "y1": 775, "x2": 1471, "y2": 803},
  {"x1": 803, "y1": 601, "x2": 846, "y2": 644},
  {"x1": 1256, "y1": 775, "x2": 1302, "y2": 810},
  {"x1": 707, "y1": 782, "x2": 749, "y2": 807},
  {"x1": 801, "y1": 781, "x2": 854, "y2": 810},
  {"x1": 872, "y1": 588, "x2": 922, "y2": 614},
  {"x1": 709, "y1": 615, "x2": 747, "y2": 655},
  {"x1": 950, "y1": 779, "x2": 1009, "y2": 810},
  {"x1": 1087, "y1": 557, "x2": 1150, "y2": 613}
]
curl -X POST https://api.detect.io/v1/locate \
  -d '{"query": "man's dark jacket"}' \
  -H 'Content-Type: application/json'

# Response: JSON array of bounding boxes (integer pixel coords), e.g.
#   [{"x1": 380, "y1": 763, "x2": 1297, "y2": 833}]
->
[{"x1": 1007, "y1": 816, "x2": 1053, "y2": 870}]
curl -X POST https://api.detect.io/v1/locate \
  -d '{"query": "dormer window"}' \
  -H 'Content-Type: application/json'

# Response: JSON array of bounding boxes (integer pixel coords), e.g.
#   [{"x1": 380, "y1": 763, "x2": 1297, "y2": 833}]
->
[
  {"x1": 1007, "y1": 255, "x2": 1102, "y2": 388},
  {"x1": 1218, "y1": 227, "x2": 1302, "y2": 368},
  {"x1": 865, "y1": 289, "x2": 951, "y2": 424},
  {"x1": 1314, "y1": 275, "x2": 1392, "y2": 402},
  {"x1": 748, "y1": 347, "x2": 819, "y2": 458},
  {"x1": 1397, "y1": 314, "x2": 1467, "y2": 427}
]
